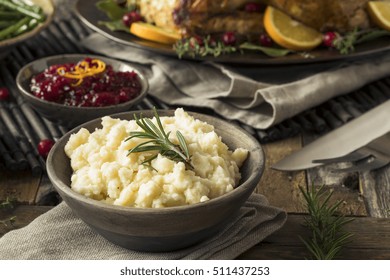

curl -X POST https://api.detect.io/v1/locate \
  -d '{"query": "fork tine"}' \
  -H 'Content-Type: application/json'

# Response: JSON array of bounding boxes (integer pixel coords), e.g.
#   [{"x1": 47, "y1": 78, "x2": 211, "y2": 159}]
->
[
  {"x1": 330, "y1": 158, "x2": 390, "y2": 173},
  {"x1": 312, "y1": 150, "x2": 369, "y2": 164}
]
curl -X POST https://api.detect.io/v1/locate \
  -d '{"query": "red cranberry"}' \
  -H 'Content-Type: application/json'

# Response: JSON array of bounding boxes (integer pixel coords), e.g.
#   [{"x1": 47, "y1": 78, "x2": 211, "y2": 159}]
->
[
  {"x1": 122, "y1": 11, "x2": 143, "y2": 27},
  {"x1": 30, "y1": 59, "x2": 142, "y2": 108},
  {"x1": 92, "y1": 92, "x2": 117, "y2": 107},
  {"x1": 118, "y1": 90, "x2": 130, "y2": 103},
  {"x1": 259, "y1": 33, "x2": 273, "y2": 47},
  {"x1": 37, "y1": 139, "x2": 55, "y2": 158},
  {"x1": 323, "y1": 32, "x2": 337, "y2": 47},
  {"x1": 0, "y1": 87, "x2": 10, "y2": 101},
  {"x1": 244, "y1": 2, "x2": 263, "y2": 13},
  {"x1": 189, "y1": 35, "x2": 204, "y2": 48},
  {"x1": 222, "y1": 32, "x2": 237, "y2": 46}
]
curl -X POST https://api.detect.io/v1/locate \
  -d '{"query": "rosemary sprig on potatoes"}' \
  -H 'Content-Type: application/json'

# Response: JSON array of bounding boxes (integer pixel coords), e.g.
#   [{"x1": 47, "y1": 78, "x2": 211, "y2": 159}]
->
[{"x1": 126, "y1": 108, "x2": 193, "y2": 170}]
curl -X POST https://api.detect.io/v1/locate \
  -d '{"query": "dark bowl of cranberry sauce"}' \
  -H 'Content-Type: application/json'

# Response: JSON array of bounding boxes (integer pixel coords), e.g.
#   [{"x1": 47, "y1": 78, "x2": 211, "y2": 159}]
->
[{"x1": 16, "y1": 54, "x2": 149, "y2": 128}]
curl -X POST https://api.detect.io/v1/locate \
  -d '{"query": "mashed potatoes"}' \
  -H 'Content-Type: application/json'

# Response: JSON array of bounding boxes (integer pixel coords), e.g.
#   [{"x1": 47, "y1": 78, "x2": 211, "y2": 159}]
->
[{"x1": 64, "y1": 108, "x2": 248, "y2": 208}]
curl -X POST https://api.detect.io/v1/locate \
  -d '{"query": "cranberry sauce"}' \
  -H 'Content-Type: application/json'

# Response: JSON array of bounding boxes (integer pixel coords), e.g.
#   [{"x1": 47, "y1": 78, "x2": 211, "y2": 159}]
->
[{"x1": 30, "y1": 58, "x2": 142, "y2": 107}]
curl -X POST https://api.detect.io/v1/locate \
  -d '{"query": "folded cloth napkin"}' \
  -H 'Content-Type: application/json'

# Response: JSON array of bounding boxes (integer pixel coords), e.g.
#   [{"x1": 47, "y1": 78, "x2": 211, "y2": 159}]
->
[
  {"x1": 0, "y1": 193, "x2": 287, "y2": 260},
  {"x1": 81, "y1": 33, "x2": 390, "y2": 129}
]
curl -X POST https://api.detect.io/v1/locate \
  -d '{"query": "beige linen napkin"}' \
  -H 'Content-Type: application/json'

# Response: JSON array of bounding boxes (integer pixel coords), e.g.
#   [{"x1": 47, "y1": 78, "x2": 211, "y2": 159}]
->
[
  {"x1": 0, "y1": 193, "x2": 286, "y2": 260},
  {"x1": 81, "y1": 33, "x2": 390, "y2": 129}
]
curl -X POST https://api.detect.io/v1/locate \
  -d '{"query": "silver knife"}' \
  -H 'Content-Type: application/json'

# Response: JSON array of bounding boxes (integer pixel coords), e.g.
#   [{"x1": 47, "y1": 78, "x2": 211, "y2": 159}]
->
[{"x1": 272, "y1": 100, "x2": 390, "y2": 171}]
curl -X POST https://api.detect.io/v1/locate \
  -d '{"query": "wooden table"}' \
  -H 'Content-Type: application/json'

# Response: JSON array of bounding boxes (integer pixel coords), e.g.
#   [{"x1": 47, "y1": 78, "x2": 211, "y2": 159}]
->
[{"x1": 1, "y1": 134, "x2": 389, "y2": 259}]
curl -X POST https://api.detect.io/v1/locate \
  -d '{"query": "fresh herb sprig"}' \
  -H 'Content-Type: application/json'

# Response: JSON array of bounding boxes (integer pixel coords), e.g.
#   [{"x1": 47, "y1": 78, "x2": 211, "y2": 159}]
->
[
  {"x1": 96, "y1": 0, "x2": 136, "y2": 32},
  {"x1": 0, "y1": 197, "x2": 16, "y2": 227},
  {"x1": 333, "y1": 28, "x2": 390, "y2": 54},
  {"x1": 0, "y1": 197, "x2": 14, "y2": 209},
  {"x1": 174, "y1": 35, "x2": 238, "y2": 58},
  {"x1": 299, "y1": 185, "x2": 354, "y2": 260},
  {"x1": 126, "y1": 108, "x2": 193, "y2": 170}
]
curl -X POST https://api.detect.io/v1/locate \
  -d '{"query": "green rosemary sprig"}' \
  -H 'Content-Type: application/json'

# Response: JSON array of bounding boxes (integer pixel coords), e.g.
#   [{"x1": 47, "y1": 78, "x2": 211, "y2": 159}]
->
[
  {"x1": 174, "y1": 35, "x2": 238, "y2": 58},
  {"x1": 0, "y1": 197, "x2": 15, "y2": 209},
  {"x1": 126, "y1": 107, "x2": 193, "y2": 170},
  {"x1": 0, "y1": 216, "x2": 16, "y2": 227},
  {"x1": 0, "y1": 197, "x2": 16, "y2": 227},
  {"x1": 299, "y1": 185, "x2": 354, "y2": 260},
  {"x1": 333, "y1": 28, "x2": 390, "y2": 54}
]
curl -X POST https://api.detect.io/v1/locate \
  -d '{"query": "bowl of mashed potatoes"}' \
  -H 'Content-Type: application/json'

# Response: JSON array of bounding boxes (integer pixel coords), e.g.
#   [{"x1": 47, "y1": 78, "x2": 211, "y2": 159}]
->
[{"x1": 47, "y1": 108, "x2": 265, "y2": 252}]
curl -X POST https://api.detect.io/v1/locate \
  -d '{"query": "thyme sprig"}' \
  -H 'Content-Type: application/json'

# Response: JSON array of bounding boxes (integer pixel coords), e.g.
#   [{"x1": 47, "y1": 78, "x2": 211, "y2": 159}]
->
[
  {"x1": 0, "y1": 197, "x2": 14, "y2": 209},
  {"x1": 126, "y1": 108, "x2": 193, "y2": 170},
  {"x1": 174, "y1": 35, "x2": 238, "y2": 58},
  {"x1": 0, "y1": 197, "x2": 16, "y2": 227},
  {"x1": 299, "y1": 185, "x2": 354, "y2": 260},
  {"x1": 333, "y1": 28, "x2": 390, "y2": 54}
]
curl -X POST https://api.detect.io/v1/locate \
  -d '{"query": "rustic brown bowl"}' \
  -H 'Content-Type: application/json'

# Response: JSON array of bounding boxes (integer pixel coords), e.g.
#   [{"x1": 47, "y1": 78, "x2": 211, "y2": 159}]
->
[
  {"x1": 16, "y1": 54, "x2": 148, "y2": 128},
  {"x1": 46, "y1": 110, "x2": 265, "y2": 252}
]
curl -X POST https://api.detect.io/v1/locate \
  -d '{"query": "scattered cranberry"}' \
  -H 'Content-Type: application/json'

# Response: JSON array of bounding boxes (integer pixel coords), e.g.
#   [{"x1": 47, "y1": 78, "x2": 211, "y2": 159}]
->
[
  {"x1": 37, "y1": 139, "x2": 55, "y2": 159},
  {"x1": 122, "y1": 11, "x2": 143, "y2": 27},
  {"x1": 259, "y1": 33, "x2": 273, "y2": 47},
  {"x1": 323, "y1": 32, "x2": 338, "y2": 47},
  {"x1": 0, "y1": 87, "x2": 10, "y2": 101},
  {"x1": 189, "y1": 35, "x2": 204, "y2": 48},
  {"x1": 222, "y1": 31, "x2": 237, "y2": 46},
  {"x1": 244, "y1": 2, "x2": 263, "y2": 13}
]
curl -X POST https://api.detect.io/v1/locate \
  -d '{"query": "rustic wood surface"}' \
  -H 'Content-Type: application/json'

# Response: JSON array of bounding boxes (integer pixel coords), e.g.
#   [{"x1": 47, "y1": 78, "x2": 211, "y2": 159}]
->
[
  {"x1": 303, "y1": 133, "x2": 368, "y2": 217},
  {"x1": 0, "y1": 169, "x2": 41, "y2": 204},
  {"x1": 1, "y1": 134, "x2": 389, "y2": 259},
  {"x1": 238, "y1": 215, "x2": 390, "y2": 260},
  {"x1": 256, "y1": 136, "x2": 307, "y2": 213},
  {"x1": 360, "y1": 168, "x2": 390, "y2": 218}
]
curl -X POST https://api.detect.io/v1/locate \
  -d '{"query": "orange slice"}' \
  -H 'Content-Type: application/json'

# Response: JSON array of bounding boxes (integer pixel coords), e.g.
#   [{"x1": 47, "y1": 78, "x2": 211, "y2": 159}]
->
[
  {"x1": 130, "y1": 22, "x2": 181, "y2": 44},
  {"x1": 367, "y1": 1, "x2": 390, "y2": 31},
  {"x1": 263, "y1": 6, "x2": 323, "y2": 51}
]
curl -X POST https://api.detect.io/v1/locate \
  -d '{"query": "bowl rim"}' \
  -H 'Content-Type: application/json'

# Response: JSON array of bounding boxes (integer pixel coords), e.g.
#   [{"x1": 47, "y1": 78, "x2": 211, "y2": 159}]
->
[
  {"x1": 15, "y1": 53, "x2": 149, "y2": 110},
  {"x1": 0, "y1": 0, "x2": 55, "y2": 48},
  {"x1": 47, "y1": 109, "x2": 265, "y2": 214}
]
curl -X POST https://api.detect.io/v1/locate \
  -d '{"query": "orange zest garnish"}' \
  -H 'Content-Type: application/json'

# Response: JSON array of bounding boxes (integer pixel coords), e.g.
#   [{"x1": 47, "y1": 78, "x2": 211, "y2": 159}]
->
[{"x1": 57, "y1": 59, "x2": 106, "y2": 86}]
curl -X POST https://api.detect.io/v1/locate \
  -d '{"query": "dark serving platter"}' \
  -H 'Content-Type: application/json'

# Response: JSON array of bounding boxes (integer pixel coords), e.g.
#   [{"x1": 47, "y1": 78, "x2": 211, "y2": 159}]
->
[{"x1": 75, "y1": 0, "x2": 390, "y2": 65}]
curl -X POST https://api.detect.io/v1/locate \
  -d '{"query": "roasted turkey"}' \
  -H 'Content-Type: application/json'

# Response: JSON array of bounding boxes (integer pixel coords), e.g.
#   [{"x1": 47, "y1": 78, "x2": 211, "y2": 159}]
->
[
  {"x1": 264, "y1": 0, "x2": 372, "y2": 33},
  {"x1": 130, "y1": 0, "x2": 385, "y2": 38},
  {"x1": 135, "y1": 0, "x2": 265, "y2": 38}
]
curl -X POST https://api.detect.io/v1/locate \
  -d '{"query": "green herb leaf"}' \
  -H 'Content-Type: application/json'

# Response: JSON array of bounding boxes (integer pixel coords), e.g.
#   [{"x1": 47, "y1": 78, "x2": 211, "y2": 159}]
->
[
  {"x1": 239, "y1": 42, "x2": 293, "y2": 57},
  {"x1": 0, "y1": 197, "x2": 15, "y2": 209},
  {"x1": 96, "y1": 0, "x2": 128, "y2": 20},
  {"x1": 98, "y1": 19, "x2": 129, "y2": 32},
  {"x1": 0, "y1": 197, "x2": 16, "y2": 227},
  {"x1": 126, "y1": 107, "x2": 194, "y2": 170},
  {"x1": 299, "y1": 185, "x2": 354, "y2": 260},
  {"x1": 176, "y1": 131, "x2": 191, "y2": 160},
  {"x1": 333, "y1": 28, "x2": 390, "y2": 55},
  {"x1": 174, "y1": 36, "x2": 238, "y2": 59},
  {"x1": 355, "y1": 29, "x2": 390, "y2": 44}
]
